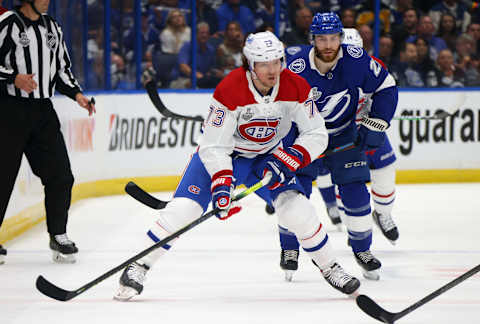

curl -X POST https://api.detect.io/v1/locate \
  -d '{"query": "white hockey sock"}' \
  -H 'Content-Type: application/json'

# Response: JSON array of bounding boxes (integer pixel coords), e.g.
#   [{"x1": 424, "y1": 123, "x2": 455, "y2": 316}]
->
[
  {"x1": 371, "y1": 164, "x2": 396, "y2": 215},
  {"x1": 138, "y1": 197, "x2": 203, "y2": 268},
  {"x1": 274, "y1": 190, "x2": 335, "y2": 269}
]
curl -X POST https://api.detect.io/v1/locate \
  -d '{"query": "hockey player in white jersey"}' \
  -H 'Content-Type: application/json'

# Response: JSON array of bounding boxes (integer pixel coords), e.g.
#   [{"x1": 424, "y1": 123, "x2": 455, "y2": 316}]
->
[
  {"x1": 114, "y1": 31, "x2": 360, "y2": 301},
  {"x1": 278, "y1": 13, "x2": 399, "y2": 281}
]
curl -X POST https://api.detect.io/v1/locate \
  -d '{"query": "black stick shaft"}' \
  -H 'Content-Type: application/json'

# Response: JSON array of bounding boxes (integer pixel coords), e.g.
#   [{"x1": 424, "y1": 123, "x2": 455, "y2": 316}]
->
[{"x1": 397, "y1": 264, "x2": 480, "y2": 319}]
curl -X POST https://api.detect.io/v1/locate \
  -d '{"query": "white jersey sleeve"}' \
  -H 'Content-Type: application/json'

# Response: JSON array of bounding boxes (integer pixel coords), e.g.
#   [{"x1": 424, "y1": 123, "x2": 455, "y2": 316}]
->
[{"x1": 197, "y1": 98, "x2": 237, "y2": 179}]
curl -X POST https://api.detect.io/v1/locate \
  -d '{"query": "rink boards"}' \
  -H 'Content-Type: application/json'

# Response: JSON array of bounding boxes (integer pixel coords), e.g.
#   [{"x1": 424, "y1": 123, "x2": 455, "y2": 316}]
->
[{"x1": 1, "y1": 89, "x2": 479, "y2": 243}]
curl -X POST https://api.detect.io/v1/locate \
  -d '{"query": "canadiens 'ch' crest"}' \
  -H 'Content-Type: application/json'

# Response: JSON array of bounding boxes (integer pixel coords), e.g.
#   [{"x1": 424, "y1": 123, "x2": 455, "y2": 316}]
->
[
  {"x1": 238, "y1": 118, "x2": 280, "y2": 144},
  {"x1": 346, "y1": 45, "x2": 363, "y2": 58},
  {"x1": 288, "y1": 58, "x2": 306, "y2": 74}
]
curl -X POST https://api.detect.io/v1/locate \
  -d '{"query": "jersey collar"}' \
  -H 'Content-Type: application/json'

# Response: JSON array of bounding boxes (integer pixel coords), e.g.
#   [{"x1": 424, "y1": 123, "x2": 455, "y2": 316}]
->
[{"x1": 309, "y1": 46, "x2": 343, "y2": 76}]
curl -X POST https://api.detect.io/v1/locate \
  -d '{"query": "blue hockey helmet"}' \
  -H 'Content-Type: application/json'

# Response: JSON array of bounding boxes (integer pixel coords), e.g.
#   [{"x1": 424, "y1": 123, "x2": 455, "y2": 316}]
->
[{"x1": 310, "y1": 12, "x2": 344, "y2": 36}]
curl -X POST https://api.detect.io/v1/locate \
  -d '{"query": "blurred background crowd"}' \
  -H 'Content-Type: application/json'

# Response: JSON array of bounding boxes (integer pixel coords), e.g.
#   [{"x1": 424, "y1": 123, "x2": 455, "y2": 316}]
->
[{"x1": 3, "y1": 0, "x2": 480, "y2": 90}]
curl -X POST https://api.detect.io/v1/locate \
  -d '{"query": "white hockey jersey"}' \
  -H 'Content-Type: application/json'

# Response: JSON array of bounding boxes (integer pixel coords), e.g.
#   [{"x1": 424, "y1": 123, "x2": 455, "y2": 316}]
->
[{"x1": 197, "y1": 67, "x2": 328, "y2": 179}]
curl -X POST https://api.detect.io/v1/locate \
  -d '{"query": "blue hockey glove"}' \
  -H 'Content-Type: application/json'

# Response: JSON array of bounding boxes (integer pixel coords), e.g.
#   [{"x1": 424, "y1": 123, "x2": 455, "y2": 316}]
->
[
  {"x1": 211, "y1": 171, "x2": 241, "y2": 220},
  {"x1": 355, "y1": 117, "x2": 389, "y2": 151},
  {"x1": 259, "y1": 146, "x2": 307, "y2": 189}
]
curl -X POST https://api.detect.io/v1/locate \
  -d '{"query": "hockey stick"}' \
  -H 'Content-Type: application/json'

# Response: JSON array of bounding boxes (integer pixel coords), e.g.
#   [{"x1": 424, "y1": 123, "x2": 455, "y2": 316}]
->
[
  {"x1": 125, "y1": 181, "x2": 168, "y2": 209},
  {"x1": 35, "y1": 172, "x2": 272, "y2": 302},
  {"x1": 145, "y1": 81, "x2": 204, "y2": 122},
  {"x1": 392, "y1": 109, "x2": 453, "y2": 121},
  {"x1": 356, "y1": 264, "x2": 480, "y2": 323},
  {"x1": 126, "y1": 142, "x2": 356, "y2": 210}
]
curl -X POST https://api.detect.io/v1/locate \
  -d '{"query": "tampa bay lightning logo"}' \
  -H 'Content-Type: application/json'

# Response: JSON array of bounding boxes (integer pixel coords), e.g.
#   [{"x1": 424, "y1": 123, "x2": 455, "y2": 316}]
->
[
  {"x1": 288, "y1": 58, "x2": 306, "y2": 74},
  {"x1": 346, "y1": 45, "x2": 363, "y2": 58},
  {"x1": 286, "y1": 46, "x2": 301, "y2": 56},
  {"x1": 238, "y1": 118, "x2": 280, "y2": 144}
]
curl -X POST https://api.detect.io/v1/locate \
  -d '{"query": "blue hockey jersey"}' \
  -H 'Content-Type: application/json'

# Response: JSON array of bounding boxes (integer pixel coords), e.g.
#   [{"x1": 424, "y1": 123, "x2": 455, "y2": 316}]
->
[{"x1": 286, "y1": 44, "x2": 397, "y2": 136}]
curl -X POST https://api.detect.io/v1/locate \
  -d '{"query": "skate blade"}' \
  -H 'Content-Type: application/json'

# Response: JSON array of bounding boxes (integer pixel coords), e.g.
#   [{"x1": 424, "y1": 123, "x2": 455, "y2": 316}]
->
[
  {"x1": 114, "y1": 286, "x2": 139, "y2": 301},
  {"x1": 0, "y1": 256, "x2": 4, "y2": 265},
  {"x1": 52, "y1": 251, "x2": 76, "y2": 264},
  {"x1": 361, "y1": 269, "x2": 380, "y2": 281},
  {"x1": 284, "y1": 270, "x2": 295, "y2": 282},
  {"x1": 388, "y1": 239, "x2": 397, "y2": 246}
]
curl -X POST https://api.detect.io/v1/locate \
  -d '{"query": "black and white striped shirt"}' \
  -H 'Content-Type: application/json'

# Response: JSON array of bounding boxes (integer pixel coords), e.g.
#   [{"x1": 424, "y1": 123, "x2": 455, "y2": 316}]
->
[{"x1": 0, "y1": 9, "x2": 81, "y2": 99}]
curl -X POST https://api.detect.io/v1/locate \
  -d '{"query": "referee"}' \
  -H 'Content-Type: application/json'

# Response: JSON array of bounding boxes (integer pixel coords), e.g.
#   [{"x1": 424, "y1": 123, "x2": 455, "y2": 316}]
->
[{"x1": 0, "y1": 0, "x2": 96, "y2": 264}]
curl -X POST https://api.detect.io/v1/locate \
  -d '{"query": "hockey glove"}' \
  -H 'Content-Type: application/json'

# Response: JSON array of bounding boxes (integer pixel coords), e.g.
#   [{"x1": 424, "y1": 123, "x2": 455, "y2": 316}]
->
[
  {"x1": 211, "y1": 171, "x2": 241, "y2": 220},
  {"x1": 355, "y1": 117, "x2": 389, "y2": 151},
  {"x1": 260, "y1": 146, "x2": 306, "y2": 190}
]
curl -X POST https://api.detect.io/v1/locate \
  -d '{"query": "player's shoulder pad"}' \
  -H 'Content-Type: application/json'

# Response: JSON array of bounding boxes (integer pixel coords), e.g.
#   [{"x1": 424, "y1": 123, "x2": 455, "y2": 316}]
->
[
  {"x1": 277, "y1": 69, "x2": 311, "y2": 103},
  {"x1": 342, "y1": 44, "x2": 368, "y2": 61},
  {"x1": 286, "y1": 45, "x2": 312, "y2": 74},
  {"x1": 213, "y1": 68, "x2": 255, "y2": 111}
]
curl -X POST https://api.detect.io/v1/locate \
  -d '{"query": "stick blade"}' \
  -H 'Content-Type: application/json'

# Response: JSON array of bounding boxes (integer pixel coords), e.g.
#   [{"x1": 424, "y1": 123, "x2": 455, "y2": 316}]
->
[
  {"x1": 356, "y1": 294, "x2": 396, "y2": 323},
  {"x1": 125, "y1": 181, "x2": 167, "y2": 209},
  {"x1": 36, "y1": 275, "x2": 76, "y2": 301}
]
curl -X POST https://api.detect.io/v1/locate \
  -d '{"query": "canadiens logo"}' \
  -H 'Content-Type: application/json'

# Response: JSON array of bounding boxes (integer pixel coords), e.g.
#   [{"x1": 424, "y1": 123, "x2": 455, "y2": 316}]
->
[
  {"x1": 346, "y1": 45, "x2": 363, "y2": 58},
  {"x1": 288, "y1": 58, "x2": 305, "y2": 74},
  {"x1": 188, "y1": 185, "x2": 201, "y2": 195},
  {"x1": 238, "y1": 118, "x2": 280, "y2": 144}
]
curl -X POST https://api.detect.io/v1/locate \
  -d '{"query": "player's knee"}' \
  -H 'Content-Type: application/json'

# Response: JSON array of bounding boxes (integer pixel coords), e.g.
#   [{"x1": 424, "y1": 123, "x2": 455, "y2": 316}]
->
[
  {"x1": 370, "y1": 163, "x2": 396, "y2": 194},
  {"x1": 274, "y1": 191, "x2": 319, "y2": 235},
  {"x1": 151, "y1": 198, "x2": 203, "y2": 235},
  {"x1": 339, "y1": 182, "x2": 370, "y2": 207}
]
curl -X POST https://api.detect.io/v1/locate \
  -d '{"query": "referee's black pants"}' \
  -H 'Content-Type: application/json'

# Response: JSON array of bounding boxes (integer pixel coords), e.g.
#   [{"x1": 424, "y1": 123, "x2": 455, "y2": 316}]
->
[{"x1": 0, "y1": 95, "x2": 74, "y2": 235}]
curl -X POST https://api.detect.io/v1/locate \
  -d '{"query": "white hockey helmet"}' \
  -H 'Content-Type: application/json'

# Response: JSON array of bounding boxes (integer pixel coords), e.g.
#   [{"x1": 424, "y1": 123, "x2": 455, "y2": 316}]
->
[
  {"x1": 243, "y1": 31, "x2": 285, "y2": 71},
  {"x1": 342, "y1": 28, "x2": 363, "y2": 47}
]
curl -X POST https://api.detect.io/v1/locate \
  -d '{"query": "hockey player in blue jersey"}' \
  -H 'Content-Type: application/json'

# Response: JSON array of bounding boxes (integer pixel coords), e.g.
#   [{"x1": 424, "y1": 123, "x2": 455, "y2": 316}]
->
[
  {"x1": 276, "y1": 28, "x2": 400, "y2": 282},
  {"x1": 278, "y1": 13, "x2": 398, "y2": 281}
]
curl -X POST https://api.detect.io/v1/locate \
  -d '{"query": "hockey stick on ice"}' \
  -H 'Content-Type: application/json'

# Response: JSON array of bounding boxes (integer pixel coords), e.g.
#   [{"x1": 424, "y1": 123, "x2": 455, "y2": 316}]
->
[
  {"x1": 126, "y1": 142, "x2": 356, "y2": 210},
  {"x1": 35, "y1": 172, "x2": 272, "y2": 302},
  {"x1": 356, "y1": 264, "x2": 480, "y2": 323},
  {"x1": 145, "y1": 81, "x2": 204, "y2": 122}
]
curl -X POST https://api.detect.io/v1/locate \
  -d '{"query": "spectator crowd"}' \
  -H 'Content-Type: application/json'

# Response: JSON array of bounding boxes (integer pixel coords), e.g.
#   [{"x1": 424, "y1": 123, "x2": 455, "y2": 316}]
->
[{"x1": 83, "y1": 0, "x2": 480, "y2": 89}]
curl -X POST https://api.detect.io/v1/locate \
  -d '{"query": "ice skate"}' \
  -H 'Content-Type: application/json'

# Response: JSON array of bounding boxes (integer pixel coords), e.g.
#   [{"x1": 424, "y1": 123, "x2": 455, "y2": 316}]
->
[
  {"x1": 319, "y1": 261, "x2": 360, "y2": 295},
  {"x1": 49, "y1": 234, "x2": 78, "y2": 263},
  {"x1": 373, "y1": 210, "x2": 399, "y2": 244},
  {"x1": 280, "y1": 249, "x2": 299, "y2": 282},
  {"x1": 114, "y1": 262, "x2": 150, "y2": 301},
  {"x1": 0, "y1": 245, "x2": 6, "y2": 265},
  {"x1": 326, "y1": 205, "x2": 342, "y2": 231},
  {"x1": 354, "y1": 250, "x2": 381, "y2": 280}
]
